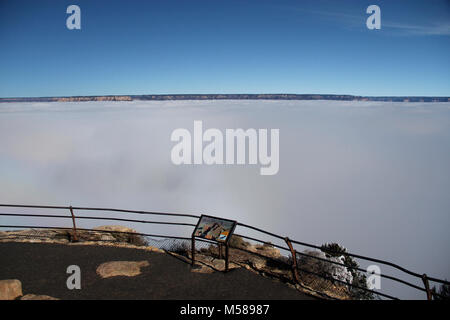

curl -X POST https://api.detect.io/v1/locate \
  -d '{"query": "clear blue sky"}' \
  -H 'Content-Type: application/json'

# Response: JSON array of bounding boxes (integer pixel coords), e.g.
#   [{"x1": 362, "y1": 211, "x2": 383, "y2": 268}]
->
[{"x1": 0, "y1": 0, "x2": 449, "y2": 97}]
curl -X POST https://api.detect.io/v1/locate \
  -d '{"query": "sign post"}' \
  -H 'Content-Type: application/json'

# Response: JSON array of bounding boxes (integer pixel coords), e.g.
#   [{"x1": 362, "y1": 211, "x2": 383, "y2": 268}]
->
[{"x1": 191, "y1": 215, "x2": 237, "y2": 272}]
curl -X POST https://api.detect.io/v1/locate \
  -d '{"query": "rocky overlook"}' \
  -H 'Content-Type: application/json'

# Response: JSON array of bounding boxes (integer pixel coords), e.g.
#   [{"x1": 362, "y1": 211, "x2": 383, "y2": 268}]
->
[{"x1": 0, "y1": 226, "x2": 354, "y2": 300}]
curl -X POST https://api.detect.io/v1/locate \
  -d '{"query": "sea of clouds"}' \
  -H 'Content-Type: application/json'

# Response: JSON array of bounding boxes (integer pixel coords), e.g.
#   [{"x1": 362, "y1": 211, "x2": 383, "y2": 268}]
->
[{"x1": 0, "y1": 99, "x2": 449, "y2": 298}]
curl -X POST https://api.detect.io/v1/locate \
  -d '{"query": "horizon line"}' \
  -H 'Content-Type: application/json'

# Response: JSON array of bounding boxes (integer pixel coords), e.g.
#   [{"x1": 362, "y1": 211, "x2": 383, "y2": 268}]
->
[
  {"x1": 1, "y1": 93, "x2": 450, "y2": 98},
  {"x1": 0, "y1": 93, "x2": 449, "y2": 103}
]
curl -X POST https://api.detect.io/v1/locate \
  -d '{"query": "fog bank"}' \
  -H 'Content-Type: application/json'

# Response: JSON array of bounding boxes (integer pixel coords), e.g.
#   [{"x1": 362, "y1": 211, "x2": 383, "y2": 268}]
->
[{"x1": 1, "y1": 100, "x2": 449, "y2": 298}]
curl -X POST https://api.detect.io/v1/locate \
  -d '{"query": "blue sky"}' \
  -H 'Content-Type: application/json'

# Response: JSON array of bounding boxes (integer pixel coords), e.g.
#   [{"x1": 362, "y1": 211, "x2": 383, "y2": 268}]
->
[{"x1": 0, "y1": 0, "x2": 449, "y2": 97}]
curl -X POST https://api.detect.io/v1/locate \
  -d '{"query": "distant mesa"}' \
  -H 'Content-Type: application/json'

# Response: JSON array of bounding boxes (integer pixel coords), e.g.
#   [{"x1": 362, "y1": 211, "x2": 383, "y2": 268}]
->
[
  {"x1": 0, "y1": 94, "x2": 449, "y2": 103},
  {"x1": 57, "y1": 96, "x2": 132, "y2": 102}
]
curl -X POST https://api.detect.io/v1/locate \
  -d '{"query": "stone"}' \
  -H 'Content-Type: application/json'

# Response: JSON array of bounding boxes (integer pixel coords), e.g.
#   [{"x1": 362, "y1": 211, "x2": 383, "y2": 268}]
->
[
  {"x1": 248, "y1": 244, "x2": 281, "y2": 259},
  {"x1": 187, "y1": 253, "x2": 240, "y2": 272},
  {"x1": 212, "y1": 259, "x2": 226, "y2": 270},
  {"x1": 191, "y1": 265, "x2": 214, "y2": 274},
  {"x1": 96, "y1": 261, "x2": 149, "y2": 278},
  {"x1": 94, "y1": 225, "x2": 137, "y2": 233},
  {"x1": 248, "y1": 256, "x2": 267, "y2": 270},
  {"x1": 0, "y1": 279, "x2": 23, "y2": 300},
  {"x1": 94, "y1": 225, "x2": 147, "y2": 246},
  {"x1": 100, "y1": 234, "x2": 116, "y2": 241},
  {"x1": 21, "y1": 294, "x2": 59, "y2": 300}
]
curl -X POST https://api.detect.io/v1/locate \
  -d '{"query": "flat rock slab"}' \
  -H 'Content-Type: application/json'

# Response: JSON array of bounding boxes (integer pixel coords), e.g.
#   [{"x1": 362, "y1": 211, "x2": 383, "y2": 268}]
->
[
  {"x1": 21, "y1": 294, "x2": 59, "y2": 300},
  {"x1": 94, "y1": 225, "x2": 137, "y2": 233},
  {"x1": 0, "y1": 279, "x2": 23, "y2": 300},
  {"x1": 187, "y1": 253, "x2": 240, "y2": 272},
  {"x1": 191, "y1": 265, "x2": 215, "y2": 274},
  {"x1": 96, "y1": 261, "x2": 149, "y2": 278}
]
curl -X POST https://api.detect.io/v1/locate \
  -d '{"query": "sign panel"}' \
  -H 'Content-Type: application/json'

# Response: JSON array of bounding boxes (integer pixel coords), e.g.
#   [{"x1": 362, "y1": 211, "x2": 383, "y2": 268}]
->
[{"x1": 193, "y1": 215, "x2": 237, "y2": 243}]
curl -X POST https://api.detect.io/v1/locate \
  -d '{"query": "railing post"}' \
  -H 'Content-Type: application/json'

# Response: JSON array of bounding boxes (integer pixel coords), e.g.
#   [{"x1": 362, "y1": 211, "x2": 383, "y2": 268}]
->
[
  {"x1": 191, "y1": 236, "x2": 195, "y2": 266},
  {"x1": 225, "y1": 243, "x2": 229, "y2": 272},
  {"x1": 284, "y1": 237, "x2": 300, "y2": 284},
  {"x1": 69, "y1": 206, "x2": 78, "y2": 242},
  {"x1": 422, "y1": 274, "x2": 432, "y2": 300}
]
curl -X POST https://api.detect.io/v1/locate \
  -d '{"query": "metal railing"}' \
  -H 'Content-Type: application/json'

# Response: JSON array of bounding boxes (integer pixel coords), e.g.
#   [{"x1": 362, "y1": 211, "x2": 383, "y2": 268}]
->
[{"x1": 0, "y1": 203, "x2": 448, "y2": 300}]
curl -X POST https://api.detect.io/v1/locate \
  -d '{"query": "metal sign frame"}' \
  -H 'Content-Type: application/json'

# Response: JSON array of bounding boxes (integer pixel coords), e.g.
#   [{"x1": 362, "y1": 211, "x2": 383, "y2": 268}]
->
[{"x1": 191, "y1": 214, "x2": 237, "y2": 272}]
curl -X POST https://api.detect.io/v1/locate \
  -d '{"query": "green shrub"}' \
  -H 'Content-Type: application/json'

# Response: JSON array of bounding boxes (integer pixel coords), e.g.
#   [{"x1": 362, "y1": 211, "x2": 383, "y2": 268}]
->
[{"x1": 432, "y1": 282, "x2": 450, "y2": 300}]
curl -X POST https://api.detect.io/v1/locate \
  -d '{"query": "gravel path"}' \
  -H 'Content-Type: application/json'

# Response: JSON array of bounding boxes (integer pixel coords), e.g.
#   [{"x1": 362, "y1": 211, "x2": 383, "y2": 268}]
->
[{"x1": 0, "y1": 242, "x2": 315, "y2": 300}]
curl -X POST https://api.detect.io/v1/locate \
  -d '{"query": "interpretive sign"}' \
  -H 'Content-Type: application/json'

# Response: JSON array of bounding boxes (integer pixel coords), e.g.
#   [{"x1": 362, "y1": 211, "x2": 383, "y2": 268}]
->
[
  {"x1": 191, "y1": 215, "x2": 237, "y2": 272},
  {"x1": 192, "y1": 215, "x2": 237, "y2": 243}
]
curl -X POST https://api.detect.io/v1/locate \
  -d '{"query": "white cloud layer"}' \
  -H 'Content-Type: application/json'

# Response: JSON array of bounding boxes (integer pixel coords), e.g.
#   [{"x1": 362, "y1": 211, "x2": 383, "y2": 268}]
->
[{"x1": 0, "y1": 100, "x2": 449, "y2": 298}]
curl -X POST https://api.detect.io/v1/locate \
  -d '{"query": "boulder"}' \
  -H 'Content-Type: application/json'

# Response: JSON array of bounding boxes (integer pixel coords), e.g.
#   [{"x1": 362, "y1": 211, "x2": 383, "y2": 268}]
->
[
  {"x1": 187, "y1": 252, "x2": 240, "y2": 272},
  {"x1": 191, "y1": 265, "x2": 215, "y2": 274},
  {"x1": 0, "y1": 279, "x2": 23, "y2": 300},
  {"x1": 248, "y1": 256, "x2": 267, "y2": 270},
  {"x1": 93, "y1": 225, "x2": 147, "y2": 246},
  {"x1": 96, "y1": 260, "x2": 149, "y2": 278},
  {"x1": 94, "y1": 225, "x2": 137, "y2": 234},
  {"x1": 248, "y1": 244, "x2": 281, "y2": 259},
  {"x1": 0, "y1": 227, "x2": 148, "y2": 246},
  {"x1": 99, "y1": 234, "x2": 116, "y2": 241}
]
